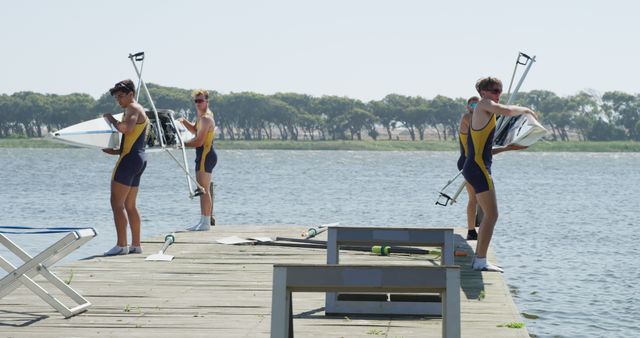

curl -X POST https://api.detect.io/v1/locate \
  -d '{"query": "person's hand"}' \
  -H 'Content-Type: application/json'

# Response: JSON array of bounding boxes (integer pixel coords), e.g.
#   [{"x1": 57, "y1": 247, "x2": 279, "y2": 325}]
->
[
  {"x1": 102, "y1": 148, "x2": 119, "y2": 155},
  {"x1": 506, "y1": 144, "x2": 528, "y2": 151},
  {"x1": 103, "y1": 113, "x2": 115, "y2": 126},
  {"x1": 528, "y1": 110, "x2": 539, "y2": 120}
]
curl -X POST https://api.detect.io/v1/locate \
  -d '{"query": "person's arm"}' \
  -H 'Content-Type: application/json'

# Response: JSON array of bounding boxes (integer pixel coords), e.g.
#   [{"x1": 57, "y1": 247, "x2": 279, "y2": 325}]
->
[
  {"x1": 184, "y1": 117, "x2": 212, "y2": 147},
  {"x1": 492, "y1": 144, "x2": 528, "y2": 155},
  {"x1": 485, "y1": 100, "x2": 538, "y2": 120},
  {"x1": 118, "y1": 107, "x2": 142, "y2": 135},
  {"x1": 178, "y1": 118, "x2": 197, "y2": 133},
  {"x1": 103, "y1": 108, "x2": 139, "y2": 135},
  {"x1": 101, "y1": 148, "x2": 121, "y2": 155},
  {"x1": 459, "y1": 114, "x2": 470, "y2": 134},
  {"x1": 103, "y1": 113, "x2": 119, "y2": 129}
]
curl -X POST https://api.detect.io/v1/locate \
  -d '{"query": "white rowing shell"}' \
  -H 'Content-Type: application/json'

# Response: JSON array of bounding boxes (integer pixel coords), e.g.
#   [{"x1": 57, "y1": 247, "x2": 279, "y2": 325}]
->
[
  {"x1": 51, "y1": 114, "x2": 123, "y2": 149},
  {"x1": 503, "y1": 114, "x2": 548, "y2": 147}
]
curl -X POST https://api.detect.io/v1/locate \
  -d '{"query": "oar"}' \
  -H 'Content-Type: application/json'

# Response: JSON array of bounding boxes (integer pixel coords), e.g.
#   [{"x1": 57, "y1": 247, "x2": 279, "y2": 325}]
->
[
  {"x1": 259, "y1": 241, "x2": 431, "y2": 255},
  {"x1": 494, "y1": 52, "x2": 536, "y2": 145},
  {"x1": 274, "y1": 237, "x2": 432, "y2": 255},
  {"x1": 301, "y1": 222, "x2": 339, "y2": 239},
  {"x1": 145, "y1": 234, "x2": 176, "y2": 261},
  {"x1": 163, "y1": 148, "x2": 205, "y2": 197},
  {"x1": 435, "y1": 170, "x2": 464, "y2": 206}
]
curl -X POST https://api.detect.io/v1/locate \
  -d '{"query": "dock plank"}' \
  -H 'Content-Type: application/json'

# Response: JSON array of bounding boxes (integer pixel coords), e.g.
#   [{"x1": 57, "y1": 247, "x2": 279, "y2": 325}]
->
[{"x1": 0, "y1": 225, "x2": 528, "y2": 337}]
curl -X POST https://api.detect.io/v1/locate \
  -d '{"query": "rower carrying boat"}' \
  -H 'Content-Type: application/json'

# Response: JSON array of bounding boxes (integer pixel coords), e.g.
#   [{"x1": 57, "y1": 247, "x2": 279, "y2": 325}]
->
[
  {"x1": 51, "y1": 52, "x2": 204, "y2": 199},
  {"x1": 435, "y1": 51, "x2": 547, "y2": 207}
]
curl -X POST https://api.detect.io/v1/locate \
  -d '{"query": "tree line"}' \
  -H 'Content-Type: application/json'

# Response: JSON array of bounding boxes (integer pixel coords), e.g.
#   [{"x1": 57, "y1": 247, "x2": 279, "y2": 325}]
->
[{"x1": 1, "y1": 84, "x2": 638, "y2": 141}]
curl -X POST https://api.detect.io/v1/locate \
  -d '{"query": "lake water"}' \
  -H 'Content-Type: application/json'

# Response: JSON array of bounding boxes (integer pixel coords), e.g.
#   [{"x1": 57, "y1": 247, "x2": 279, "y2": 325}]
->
[{"x1": 1, "y1": 148, "x2": 638, "y2": 337}]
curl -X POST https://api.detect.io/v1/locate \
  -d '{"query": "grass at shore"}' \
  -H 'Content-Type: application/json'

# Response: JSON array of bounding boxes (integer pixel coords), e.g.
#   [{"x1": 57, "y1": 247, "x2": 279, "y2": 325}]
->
[
  {"x1": 0, "y1": 137, "x2": 71, "y2": 148},
  {"x1": 525, "y1": 140, "x2": 640, "y2": 152},
  {"x1": 1, "y1": 137, "x2": 639, "y2": 152},
  {"x1": 209, "y1": 140, "x2": 640, "y2": 152},
  {"x1": 215, "y1": 140, "x2": 459, "y2": 151}
]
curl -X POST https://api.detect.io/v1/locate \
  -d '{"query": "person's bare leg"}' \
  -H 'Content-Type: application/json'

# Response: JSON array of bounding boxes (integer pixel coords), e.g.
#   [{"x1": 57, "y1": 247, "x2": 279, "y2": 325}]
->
[
  {"x1": 106, "y1": 181, "x2": 131, "y2": 255},
  {"x1": 465, "y1": 183, "x2": 478, "y2": 240},
  {"x1": 197, "y1": 171, "x2": 212, "y2": 217},
  {"x1": 466, "y1": 187, "x2": 478, "y2": 230},
  {"x1": 474, "y1": 189, "x2": 498, "y2": 257},
  {"x1": 185, "y1": 171, "x2": 212, "y2": 231},
  {"x1": 472, "y1": 189, "x2": 502, "y2": 272},
  {"x1": 125, "y1": 187, "x2": 141, "y2": 247}
]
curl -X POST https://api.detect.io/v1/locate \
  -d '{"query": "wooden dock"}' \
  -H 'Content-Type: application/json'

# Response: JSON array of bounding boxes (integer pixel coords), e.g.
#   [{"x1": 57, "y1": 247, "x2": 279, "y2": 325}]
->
[{"x1": 0, "y1": 225, "x2": 528, "y2": 337}]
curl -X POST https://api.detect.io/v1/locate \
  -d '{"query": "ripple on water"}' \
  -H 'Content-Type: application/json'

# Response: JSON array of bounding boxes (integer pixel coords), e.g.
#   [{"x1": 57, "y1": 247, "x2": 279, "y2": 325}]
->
[{"x1": 1, "y1": 149, "x2": 639, "y2": 337}]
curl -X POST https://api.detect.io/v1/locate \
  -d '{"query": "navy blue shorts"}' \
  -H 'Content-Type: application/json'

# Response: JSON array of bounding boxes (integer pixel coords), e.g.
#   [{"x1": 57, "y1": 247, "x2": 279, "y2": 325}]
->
[
  {"x1": 462, "y1": 159, "x2": 493, "y2": 193},
  {"x1": 457, "y1": 155, "x2": 465, "y2": 171},
  {"x1": 195, "y1": 147, "x2": 217, "y2": 173},
  {"x1": 112, "y1": 153, "x2": 147, "y2": 187}
]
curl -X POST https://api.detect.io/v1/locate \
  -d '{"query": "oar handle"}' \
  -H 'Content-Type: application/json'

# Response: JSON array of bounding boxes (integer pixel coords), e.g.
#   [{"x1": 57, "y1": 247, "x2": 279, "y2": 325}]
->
[
  {"x1": 129, "y1": 52, "x2": 145, "y2": 61},
  {"x1": 159, "y1": 234, "x2": 175, "y2": 253},
  {"x1": 301, "y1": 222, "x2": 339, "y2": 238},
  {"x1": 302, "y1": 226, "x2": 328, "y2": 239}
]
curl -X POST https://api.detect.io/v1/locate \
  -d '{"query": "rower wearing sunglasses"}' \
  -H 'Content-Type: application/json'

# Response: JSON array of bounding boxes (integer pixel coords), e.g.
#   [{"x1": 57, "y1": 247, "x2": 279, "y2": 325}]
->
[
  {"x1": 458, "y1": 96, "x2": 480, "y2": 241},
  {"x1": 179, "y1": 89, "x2": 218, "y2": 231},
  {"x1": 462, "y1": 77, "x2": 537, "y2": 272}
]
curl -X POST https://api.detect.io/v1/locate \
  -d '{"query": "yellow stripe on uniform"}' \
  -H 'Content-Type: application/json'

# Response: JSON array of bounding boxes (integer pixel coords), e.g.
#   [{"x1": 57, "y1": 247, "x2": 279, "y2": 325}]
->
[
  {"x1": 459, "y1": 132, "x2": 468, "y2": 157},
  {"x1": 112, "y1": 120, "x2": 149, "y2": 181},
  {"x1": 195, "y1": 115, "x2": 215, "y2": 172},
  {"x1": 470, "y1": 114, "x2": 496, "y2": 191}
]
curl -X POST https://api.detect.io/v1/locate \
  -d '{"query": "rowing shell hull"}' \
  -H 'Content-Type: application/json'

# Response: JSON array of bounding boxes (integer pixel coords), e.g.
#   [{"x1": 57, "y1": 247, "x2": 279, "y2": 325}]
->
[
  {"x1": 497, "y1": 114, "x2": 548, "y2": 147},
  {"x1": 51, "y1": 114, "x2": 123, "y2": 149},
  {"x1": 51, "y1": 111, "x2": 195, "y2": 149}
]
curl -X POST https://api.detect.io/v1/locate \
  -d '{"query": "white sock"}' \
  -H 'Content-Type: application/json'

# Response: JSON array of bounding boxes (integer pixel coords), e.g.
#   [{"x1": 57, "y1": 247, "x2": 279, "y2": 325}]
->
[
  {"x1": 104, "y1": 245, "x2": 128, "y2": 256},
  {"x1": 472, "y1": 256, "x2": 503, "y2": 273},
  {"x1": 201, "y1": 215, "x2": 209, "y2": 224},
  {"x1": 186, "y1": 217, "x2": 205, "y2": 230},
  {"x1": 473, "y1": 257, "x2": 486, "y2": 266}
]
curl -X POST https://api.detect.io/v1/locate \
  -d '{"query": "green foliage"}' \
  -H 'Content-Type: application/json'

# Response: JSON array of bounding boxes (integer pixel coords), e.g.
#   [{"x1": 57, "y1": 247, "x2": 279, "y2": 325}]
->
[
  {"x1": 1, "y1": 84, "x2": 639, "y2": 143},
  {"x1": 366, "y1": 328, "x2": 385, "y2": 335},
  {"x1": 64, "y1": 270, "x2": 74, "y2": 285},
  {"x1": 587, "y1": 119, "x2": 628, "y2": 141},
  {"x1": 497, "y1": 322, "x2": 525, "y2": 329},
  {"x1": 521, "y1": 312, "x2": 540, "y2": 320},
  {"x1": 477, "y1": 290, "x2": 486, "y2": 301}
]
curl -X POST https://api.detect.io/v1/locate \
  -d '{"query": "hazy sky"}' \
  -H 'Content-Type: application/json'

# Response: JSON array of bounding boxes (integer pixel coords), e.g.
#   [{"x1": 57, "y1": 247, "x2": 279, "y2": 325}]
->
[{"x1": 1, "y1": 0, "x2": 637, "y2": 101}]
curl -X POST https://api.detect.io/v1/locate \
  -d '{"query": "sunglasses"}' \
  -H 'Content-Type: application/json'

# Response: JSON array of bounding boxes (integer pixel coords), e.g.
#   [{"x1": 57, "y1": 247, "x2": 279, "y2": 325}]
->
[
  {"x1": 469, "y1": 102, "x2": 478, "y2": 109},
  {"x1": 110, "y1": 82, "x2": 134, "y2": 96},
  {"x1": 194, "y1": 99, "x2": 207, "y2": 104},
  {"x1": 487, "y1": 88, "x2": 502, "y2": 94}
]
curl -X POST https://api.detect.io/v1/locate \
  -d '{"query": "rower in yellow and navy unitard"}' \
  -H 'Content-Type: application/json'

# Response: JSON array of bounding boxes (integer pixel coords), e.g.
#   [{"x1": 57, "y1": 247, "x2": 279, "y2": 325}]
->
[
  {"x1": 457, "y1": 127, "x2": 469, "y2": 171},
  {"x1": 195, "y1": 116, "x2": 217, "y2": 173},
  {"x1": 112, "y1": 119, "x2": 149, "y2": 187},
  {"x1": 103, "y1": 79, "x2": 150, "y2": 256},
  {"x1": 181, "y1": 89, "x2": 218, "y2": 231},
  {"x1": 462, "y1": 113, "x2": 496, "y2": 193},
  {"x1": 459, "y1": 97, "x2": 479, "y2": 241}
]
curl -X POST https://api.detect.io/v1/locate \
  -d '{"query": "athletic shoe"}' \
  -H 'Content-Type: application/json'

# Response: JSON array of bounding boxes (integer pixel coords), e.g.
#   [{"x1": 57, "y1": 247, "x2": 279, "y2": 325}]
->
[
  {"x1": 129, "y1": 246, "x2": 143, "y2": 254},
  {"x1": 194, "y1": 223, "x2": 211, "y2": 231},
  {"x1": 472, "y1": 258, "x2": 503, "y2": 273},
  {"x1": 466, "y1": 229, "x2": 478, "y2": 241},
  {"x1": 186, "y1": 221, "x2": 204, "y2": 231},
  {"x1": 104, "y1": 245, "x2": 128, "y2": 256},
  {"x1": 186, "y1": 222, "x2": 211, "y2": 231}
]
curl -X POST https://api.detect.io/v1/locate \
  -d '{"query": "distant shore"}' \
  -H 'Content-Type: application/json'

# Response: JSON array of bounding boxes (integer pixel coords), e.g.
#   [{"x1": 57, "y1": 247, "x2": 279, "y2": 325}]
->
[{"x1": 1, "y1": 137, "x2": 639, "y2": 152}]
